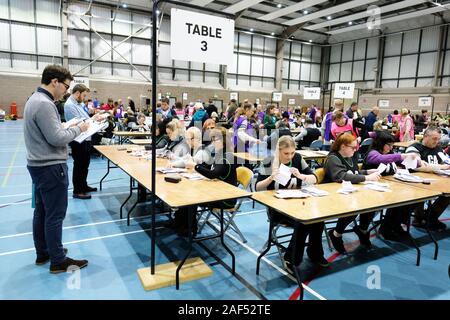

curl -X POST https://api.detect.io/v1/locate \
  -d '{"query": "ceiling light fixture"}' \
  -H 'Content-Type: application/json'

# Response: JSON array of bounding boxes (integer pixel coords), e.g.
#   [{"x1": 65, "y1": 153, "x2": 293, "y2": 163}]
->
[{"x1": 277, "y1": 3, "x2": 282, "y2": 8}]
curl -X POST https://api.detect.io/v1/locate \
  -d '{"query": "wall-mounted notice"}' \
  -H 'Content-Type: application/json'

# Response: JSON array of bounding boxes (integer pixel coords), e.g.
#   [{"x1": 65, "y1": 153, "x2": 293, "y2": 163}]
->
[
  {"x1": 255, "y1": 98, "x2": 260, "y2": 105},
  {"x1": 230, "y1": 92, "x2": 238, "y2": 101},
  {"x1": 272, "y1": 92, "x2": 283, "y2": 102},
  {"x1": 333, "y1": 83, "x2": 355, "y2": 99},
  {"x1": 288, "y1": 98, "x2": 296, "y2": 105},
  {"x1": 418, "y1": 96, "x2": 432, "y2": 107},
  {"x1": 378, "y1": 100, "x2": 390, "y2": 108},
  {"x1": 182, "y1": 93, "x2": 188, "y2": 100},
  {"x1": 70, "y1": 76, "x2": 89, "y2": 93},
  {"x1": 171, "y1": 8, "x2": 235, "y2": 66},
  {"x1": 303, "y1": 87, "x2": 321, "y2": 100},
  {"x1": 158, "y1": 93, "x2": 162, "y2": 100}
]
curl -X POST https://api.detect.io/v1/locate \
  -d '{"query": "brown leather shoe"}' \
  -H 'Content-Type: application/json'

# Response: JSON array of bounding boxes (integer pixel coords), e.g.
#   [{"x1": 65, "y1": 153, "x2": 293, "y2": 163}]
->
[{"x1": 73, "y1": 193, "x2": 92, "y2": 200}]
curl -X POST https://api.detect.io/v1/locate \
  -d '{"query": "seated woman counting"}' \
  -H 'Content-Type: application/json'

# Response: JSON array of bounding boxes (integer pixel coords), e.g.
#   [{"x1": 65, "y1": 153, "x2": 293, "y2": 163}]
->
[
  {"x1": 153, "y1": 120, "x2": 170, "y2": 149},
  {"x1": 164, "y1": 118, "x2": 190, "y2": 158},
  {"x1": 167, "y1": 127, "x2": 237, "y2": 237},
  {"x1": 256, "y1": 135, "x2": 329, "y2": 273},
  {"x1": 362, "y1": 131, "x2": 420, "y2": 241},
  {"x1": 324, "y1": 133, "x2": 381, "y2": 254},
  {"x1": 170, "y1": 126, "x2": 211, "y2": 169}
]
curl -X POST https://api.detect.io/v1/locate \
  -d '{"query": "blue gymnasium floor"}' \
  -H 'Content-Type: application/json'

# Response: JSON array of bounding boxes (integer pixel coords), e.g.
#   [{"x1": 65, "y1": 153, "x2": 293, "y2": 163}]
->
[{"x1": 0, "y1": 120, "x2": 449, "y2": 300}]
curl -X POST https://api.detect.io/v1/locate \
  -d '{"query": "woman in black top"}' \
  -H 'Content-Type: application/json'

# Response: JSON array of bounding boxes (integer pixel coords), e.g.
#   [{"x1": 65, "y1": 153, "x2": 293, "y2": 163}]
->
[
  {"x1": 256, "y1": 136, "x2": 328, "y2": 273},
  {"x1": 153, "y1": 120, "x2": 170, "y2": 149},
  {"x1": 169, "y1": 127, "x2": 237, "y2": 236},
  {"x1": 324, "y1": 133, "x2": 381, "y2": 254}
]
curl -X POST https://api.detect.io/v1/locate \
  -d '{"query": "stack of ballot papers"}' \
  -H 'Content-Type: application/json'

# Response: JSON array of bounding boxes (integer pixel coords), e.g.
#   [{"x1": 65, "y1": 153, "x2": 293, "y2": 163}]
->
[
  {"x1": 401, "y1": 156, "x2": 418, "y2": 170},
  {"x1": 274, "y1": 164, "x2": 292, "y2": 186},
  {"x1": 63, "y1": 117, "x2": 83, "y2": 129},
  {"x1": 180, "y1": 173, "x2": 204, "y2": 180},
  {"x1": 157, "y1": 168, "x2": 187, "y2": 174},
  {"x1": 337, "y1": 181, "x2": 358, "y2": 194},
  {"x1": 301, "y1": 185, "x2": 329, "y2": 197},
  {"x1": 394, "y1": 169, "x2": 423, "y2": 182},
  {"x1": 363, "y1": 181, "x2": 392, "y2": 192},
  {"x1": 274, "y1": 190, "x2": 310, "y2": 199}
]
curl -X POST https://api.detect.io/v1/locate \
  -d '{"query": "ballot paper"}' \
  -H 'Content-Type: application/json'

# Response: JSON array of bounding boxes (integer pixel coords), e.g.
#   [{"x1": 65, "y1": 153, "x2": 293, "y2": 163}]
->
[
  {"x1": 274, "y1": 164, "x2": 292, "y2": 186},
  {"x1": 394, "y1": 169, "x2": 423, "y2": 183},
  {"x1": 376, "y1": 163, "x2": 388, "y2": 175},
  {"x1": 181, "y1": 173, "x2": 204, "y2": 180},
  {"x1": 301, "y1": 185, "x2": 329, "y2": 197},
  {"x1": 63, "y1": 117, "x2": 83, "y2": 129},
  {"x1": 434, "y1": 169, "x2": 450, "y2": 176},
  {"x1": 157, "y1": 168, "x2": 188, "y2": 174},
  {"x1": 73, "y1": 118, "x2": 109, "y2": 143},
  {"x1": 401, "y1": 156, "x2": 418, "y2": 170},
  {"x1": 363, "y1": 181, "x2": 392, "y2": 192},
  {"x1": 438, "y1": 152, "x2": 450, "y2": 165},
  {"x1": 337, "y1": 181, "x2": 358, "y2": 194},
  {"x1": 274, "y1": 189, "x2": 310, "y2": 199}
]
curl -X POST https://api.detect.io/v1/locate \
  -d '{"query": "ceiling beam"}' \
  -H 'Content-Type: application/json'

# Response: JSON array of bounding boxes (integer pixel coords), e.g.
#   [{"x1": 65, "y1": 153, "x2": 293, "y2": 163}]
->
[
  {"x1": 306, "y1": 0, "x2": 429, "y2": 30},
  {"x1": 189, "y1": 0, "x2": 215, "y2": 6},
  {"x1": 284, "y1": 0, "x2": 379, "y2": 26},
  {"x1": 328, "y1": 4, "x2": 450, "y2": 35},
  {"x1": 223, "y1": 0, "x2": 265, "y2": 14},
  {"x1": 258, "y1": 0, "x2": 329, "y2": 21}
]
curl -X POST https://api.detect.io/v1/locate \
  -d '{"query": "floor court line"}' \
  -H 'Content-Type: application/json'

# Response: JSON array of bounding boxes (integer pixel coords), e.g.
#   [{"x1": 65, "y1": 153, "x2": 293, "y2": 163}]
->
[{"x1": 1, "y1": 138, "x2": 23, "y2": 188}]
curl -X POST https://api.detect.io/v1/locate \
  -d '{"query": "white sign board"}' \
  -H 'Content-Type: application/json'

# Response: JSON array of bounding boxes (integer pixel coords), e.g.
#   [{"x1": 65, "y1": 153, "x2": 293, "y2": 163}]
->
[
  {"x1": 170, "y1": 8, "x2": 235, "y2": 67},
  {"x1": 255, "y1": 98, "x2": 260, "y2": 105},
  {"x1": 230, "y1": 92, "x2": 238, "y2": 101},
  {"x1": 272, "y1": 92, "x2": 283, "y2": 102},
  {"x1": 288, "y1": 98, "x2": 296, "y2": 105},
  {"x1": 70, "y1": 76, "x2": 90, "y2": 93},
  {"x1": 378, "y1": 99, "x2": 390, "y2": 108},
  {"x1": 334, "y1": 83, "x2": 355, "y2": 99},
  {"x1": 182, "y1": 93, "x2": 188, "y2": 100},
  {"x1": 303, "y1": 87, "x2": 321, "y2": 100},
  {"x1": 418, "y1": 96, "x2": 432, "y2": 107},
  {"x1": 158, "y1": 93, "x2": 162, "y2": 100}
]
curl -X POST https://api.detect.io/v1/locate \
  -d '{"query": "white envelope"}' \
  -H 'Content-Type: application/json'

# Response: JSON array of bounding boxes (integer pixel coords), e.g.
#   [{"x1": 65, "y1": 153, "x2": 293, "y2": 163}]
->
[{"x1": 274, "y1": 164, "x2": 291, "y2": 186}]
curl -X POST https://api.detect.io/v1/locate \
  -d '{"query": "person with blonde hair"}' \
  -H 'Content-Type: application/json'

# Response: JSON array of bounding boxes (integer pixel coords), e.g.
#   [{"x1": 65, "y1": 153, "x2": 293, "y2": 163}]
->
[
  {"x1": 324, "y1": 133, "x2": 381, "y2": 254},
  {"x1": 256, "y1": 136, "x2": 328, "y2": 274},
  {"x1": 165, "y1": 119, "x2": 189, "y2": 157},
  {"x1": 399, "y1": 107, "x2": 415, "y2": 142},
  {"x1": 170, "y1": 126, "x2": 211, "y2": 169}
]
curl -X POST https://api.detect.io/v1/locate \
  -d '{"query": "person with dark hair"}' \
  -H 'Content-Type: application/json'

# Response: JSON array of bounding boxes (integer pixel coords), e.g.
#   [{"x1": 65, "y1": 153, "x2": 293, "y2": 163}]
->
[
  {"x1": 205, "y1": 99, "x2": 218, "y2": 118},
  {"x1": 264, "y1": 120, "x2": 292, "y2": 150},
  {"x1": 55, "y1": 92, "x2": 71, "y2": 122},
  {"x1": 65, "y1": 84, "x2": 101, "y2": 200},
  {"x1": 406, "y1": 126, "x2": 450, "y2": 231},
  {"x1": 324, "y1": 133, "x2": 381, "y2": 254},
  {"x1": 157, "y1": 97, "x2": 177, "y2": 120},
  {"x1": 127, "y1": 96, "x2": 135, "y2": 113},
  {"x1": 416, "y1": 109, "x2": 430, "y2": 133},
  {"x1": 363, "y1": 131, "x2": 421, "y2": 240},
  {"x1": 263, "y1": 105, "x2": 277, "y2": 136},
  {"x1": 24, "y1": 64, "x2": 90, "y2": 273},
  {"x1": 153, "y1": 120, "x2": 170, "y2": 149},
  {"x1": 294, "y1": 118, "x2": 321, "y2": 149}
]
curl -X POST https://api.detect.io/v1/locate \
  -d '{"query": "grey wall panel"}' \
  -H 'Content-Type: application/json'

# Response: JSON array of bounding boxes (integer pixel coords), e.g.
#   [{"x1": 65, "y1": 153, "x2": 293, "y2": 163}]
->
[
  {"x1": 0, "y1": 0, "x2": 8, "y2": 19},
  {"x1": 205, "y1": 72, "x2": 219, "y2": 84},
  {"x1": 112, "y1": 36, "x2": 132, "y2": 63},
  {"x1": 37, "y1": 27, "x2": 61, "y2": 56},
  {"x1": 174, "y1": 60, "x2": 189, "y2": 69},
  {"x1": 191, "y1": 71, "x2": 203, "y2": 82},
  {"x1": 10, "y1": 0, "x2": 34, "y2": 23},
  {"x1": 418, "y1": 52, "x2": 436, "y2": 77},
  {"x1": 68, "y1": 3, "x2": 90, "y2": 31},
  {"x1": 238, "y1": 54, "x2": 250, "y2": 74},
  {"x1": 302, "y1": 44, "x2": 311, "y2": 62},
  {"x1": 402, "y1": 30, "x2": 420, "y2": 54},
  {"x1": 384, "y1": 34, "x2": 402, "y2": 56},
  {"x1": 399, "y1": 54, "x2": 417, "y2": 78},
  {"x1": 252, "y1": 35, "x2": 264, "y2": 55},
  {"x1": 300, "y1": 63, "x2": 310, "y2": 81},
  {"x1": 0, "y1": 52, "x2": 10, "y2": 68},
  {"x1": 289, "y1": 61, "x2": 300, "y2": 80},
  {"x1": 310, "y1": 64, "x2": 320, "y2": 82},
  {"x1": 421, "y1": 27, "x2": 439, "y2": 52},
  {"x1": 329, "y1": 63, "x2": 340, "y2": 82},
  {"x1": 68, "y1": 30, "x2": 90, "y2": 59},
  {"x1": 12, "y1": 53, "x2": 36, "y2": 70},
  {"x1": 312, "y1": 46, "x2": 321, "y2": 63},
  {"x1": 366, "y1": 38, "x2": 378, "y2": 59},
  {"x1": 91, "y1": 33, "x2": 112, "y2": 62},
  {"x1": 265, "y1": 38, "x2": 276, "y2": 55},
  {"x1": 11, "y1": 23, "x2": 35, "y2": 53},
  {"x1": 36, "y1": 0, "x2": 60, "y2": 26},
  {"x1": 381, "y1": 80, "x2": 397, "y2": 88},
  {"x1": 205, "y1": 63, "x2": 219, "y2": 72},
  {"x1": 291, "y1": 43, "x2": 301, "y2": 60},
  {"x1": 191, "y1": 62, "x2": 203, "y2": 71},
  {"x1": 38, "y1": 56, "x2": 62, "y2": 71},
  {"x1": 263, "y1": 57, "x2": 275, "y2": 77},
  {"x1": 113, "y1": 63, "x2": 131, "y2": 78},
  {"x1": 251, "y1": 56, "x2": 263, "y2": 76},
  {"x1": 132, "y1": 13, "x2": 151, "y2": 39},
  {"x1": 263, "y1": 78, "x2": 274, "y2": 89},
  {"x1": 398, "y1": 79, "x2": 416, "y2": 88},
  {"x1": 364, "y1": 59, "x2": 376, "y2": 80},
  {"x1": 0, "y1": 21, "x2": 10, "y2": 50},
  {"x1": 330, "y1": 44, "x2": 341, "y2": 63},
  {"x1": 250, "y1": 76, "x2": 262, "y2": 88},
  {"x1": 132, "y1": 39, "x2": 150, "y2": 65},
  {"x1": 416, "y1": 77, "x2": 433, "y2": 87},
  {"x1": 342, "y1": 42, "x2": 353, "y2": 62},
  {"x1": 159, "y1": 19, "x2": 170, "y2": 42},
  {"x1": 354, "y1": 40, "x2": 366, "y2": 60},
  {"x1": 230, "y1": 53, "x2": 238, "y2": 74},
  {"x1": 92, "y1": 61, "x2": 111, "y2": 75},
  {"x1": 382, "y1": 57, "x2": 400, "y2": 79},
  {"x1": 158, "y1": 43, "x2": 172, "y2": 67},
  {"x1": 352, "y1": 61, "x2": 364, "y2": 81},
  {"x1": 443, "y1": 51, "x2": 450, "y2": 76},
  {"x1": 282, "y1": 60, "x2": 289, "y2": 78},
  {"x1": 175, "y1": 69, "x2": 189, "y2": 81},
  {"x1": 91, "y1": 6, "x2": 111, "y2": 34},
  {"x1": 133, "y1": 65, "x2": 150, "y2": 81},
  {"x1": 340, "y1": 62, "x2": 351, "y2": 81},
  {"x1": 113, "y1": 11, "x2": 131, "y2": 36},
  {"x1": 239, "y1": 33, "x2": 251, "y2": 54},
  {"x1": 69, "y1": 59, "x2": 90, "y2": 75}
]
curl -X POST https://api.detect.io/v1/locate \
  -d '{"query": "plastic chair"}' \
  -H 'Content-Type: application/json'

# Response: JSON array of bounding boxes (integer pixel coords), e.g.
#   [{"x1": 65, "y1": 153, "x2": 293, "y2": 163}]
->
[
  {"x1": 358, "y1": 137, "x2": 373, "y2": 162},
  {"x1": 309, "y1": 139, "x2": 323, "y2": 151},
  {"x1": 197, "y1": 166, "x2": 253, "y2": 243}
]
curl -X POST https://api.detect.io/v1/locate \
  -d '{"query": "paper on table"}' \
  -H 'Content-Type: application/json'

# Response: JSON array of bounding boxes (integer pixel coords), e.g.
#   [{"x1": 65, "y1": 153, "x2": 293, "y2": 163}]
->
[
  {"x1": 376, "y1": 163, "x2": 387, "y2": 175},
  {"x1": 274, "y1": 164, "x2": 291, "y2": 186},
  {"x1": 337, "y1": 181, "x2": 358, "y2": 194},
  {"x1": 275, "y1": 189, "x2": 310, "y2": 199},
  {"x1": 181, "y1": 173, "x2": 204, "y2": 180},
  {"x1": 402, "y1": 156, "x2": 417, "y2": 169},
  {"x1": 363, "y1": 181, "x2": 391, "y2": 192},
  {"x1": 301, "y1": 185, "x2": 329, "y2": 197},
  {"x1": 157, "y1": 167, "x2": 187, "y2": 174}
]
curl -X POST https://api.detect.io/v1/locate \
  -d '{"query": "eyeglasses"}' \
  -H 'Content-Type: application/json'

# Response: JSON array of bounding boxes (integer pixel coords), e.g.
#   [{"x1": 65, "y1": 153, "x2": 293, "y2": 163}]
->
[
  {"x1": 345, "y1": 145, "x2": 358, "y2": 150},
  {"x1": 59, "y1": 80, "x2": 70, "y2": 90}
]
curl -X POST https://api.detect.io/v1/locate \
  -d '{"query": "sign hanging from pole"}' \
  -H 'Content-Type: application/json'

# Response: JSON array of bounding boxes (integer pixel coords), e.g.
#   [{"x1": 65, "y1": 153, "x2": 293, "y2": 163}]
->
[
  {"x1": 288, "y1": 98, "x2": 296, "y2": 105},
  {"x1": 272, "y1": 92, "x2": 283, "y2": 102},
  {"x1": 70, "y1": 76, "x2": 90, "y2": 93},
  {"x1": 378, "y1": 99, "x2": 390, "y2": 108},
  {"x1": 418, "y1": 96, "x2": 432, "y2": 107},
  {"x1": 333, "y1": 83, "x2": 355, "y2": 99},
  {"x1": 303, "y1": 87, "x2": 321, "y2": 100},
  {"x1": 170, "y1": 8, "x2": 235, "y2": 67}
]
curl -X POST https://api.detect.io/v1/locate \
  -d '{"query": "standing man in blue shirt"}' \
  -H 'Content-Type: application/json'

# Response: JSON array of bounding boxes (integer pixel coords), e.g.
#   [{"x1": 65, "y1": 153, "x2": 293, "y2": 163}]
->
[
  {"x1": 24, "y1": 65, "x2": 90, "y2": 273},
  {"x1": 64, "y1": 84, "x2": 100, "y2": 200}
]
